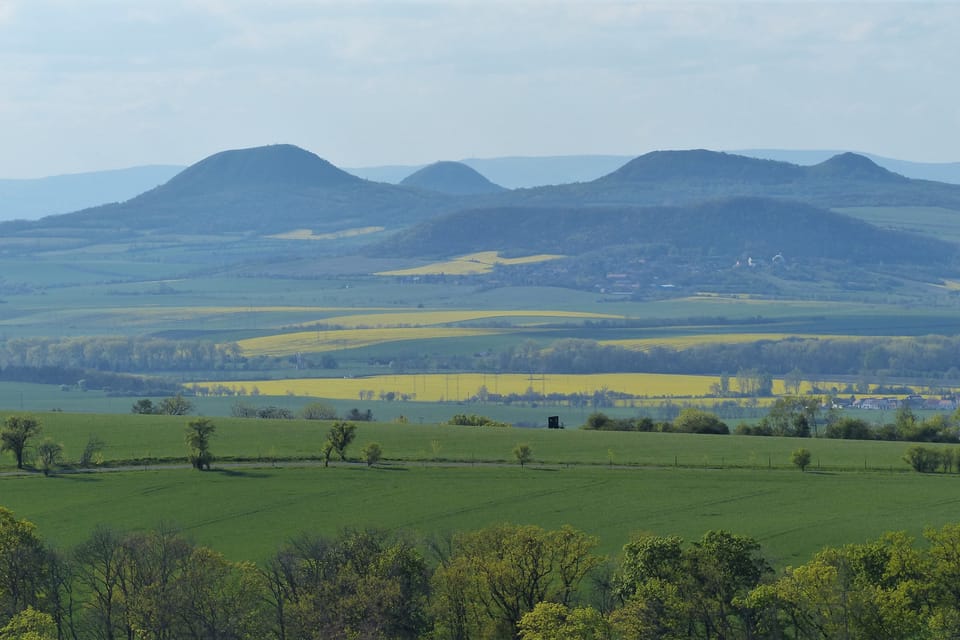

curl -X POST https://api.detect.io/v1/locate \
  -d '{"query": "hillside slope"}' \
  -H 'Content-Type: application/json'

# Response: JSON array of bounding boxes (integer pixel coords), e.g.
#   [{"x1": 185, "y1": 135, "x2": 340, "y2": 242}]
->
[{"x1": 377, "y1": 197, "x2": 958, "y2": 266}]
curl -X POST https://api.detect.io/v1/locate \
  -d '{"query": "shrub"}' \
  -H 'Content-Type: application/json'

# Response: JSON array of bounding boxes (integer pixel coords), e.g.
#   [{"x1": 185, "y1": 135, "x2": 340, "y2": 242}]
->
[
  {"x1": 449, "y1": 413, "x2": 510, "y2": 428},
  {"x1": 904, "y1": 446, "x2": 942, "y2": 473},
  {"x1": 673, "y1": 409, "x2": 729, "y2": 435},
  {"x1": 791, "y1": 448, "x2": 812, "y2": 472}
]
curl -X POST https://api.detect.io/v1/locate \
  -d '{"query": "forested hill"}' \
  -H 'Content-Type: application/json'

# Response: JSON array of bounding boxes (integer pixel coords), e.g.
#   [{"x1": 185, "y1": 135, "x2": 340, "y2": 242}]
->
[
  {"x1": 495, "y1": 150, "x2": 960, "y2": 209},
  {"x1": 17, "y1": 145, "x2": 457, "y2": 236},
  {"x1": 400, "y1": 161, "x2": 506, "y2": 195},
  {"x1": 376, "y1": 197, "x2": 959, "y2": 266},
  {"x1": 6, "y1": 146, "x2": 960, "y2": 247}
]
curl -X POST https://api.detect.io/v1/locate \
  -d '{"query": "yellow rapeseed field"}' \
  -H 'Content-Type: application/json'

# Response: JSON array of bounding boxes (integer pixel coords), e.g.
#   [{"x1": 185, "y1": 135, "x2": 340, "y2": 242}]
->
[
  {"x1": 375, "y1": 251, "x2": 564, "y2": 276},
  {"x1": 238, "y1": 327, "x2": 509, "y2": 357},
  {"x1": 196, "y1": 372, "x2": 731, "y2": 401},
  {"x1": 194, "y1": 373, "x2": 864, "y2": 402}
]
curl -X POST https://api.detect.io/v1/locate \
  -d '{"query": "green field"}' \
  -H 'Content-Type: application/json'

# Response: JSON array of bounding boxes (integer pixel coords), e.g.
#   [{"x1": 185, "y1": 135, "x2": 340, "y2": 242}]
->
[
  {"x1": 2, "y1": 464, "x2": 957, "y2": 569},
  {"x1": 2, "y1": 408, "x2": 956, "y2": 570},
  {"x1": 0, "y1": 411, "x2": 931, "y2": 471}
]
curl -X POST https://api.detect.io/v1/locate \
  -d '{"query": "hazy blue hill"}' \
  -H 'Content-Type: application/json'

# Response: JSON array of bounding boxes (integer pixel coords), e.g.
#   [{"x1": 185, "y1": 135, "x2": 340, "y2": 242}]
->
[
  {"x1": 400, "y1": 161, "x2": 506, "y2": 195},
  {"x1": 347, "y1": 155, "x2": 636, "y2": 188},
  {"x1": 0, "y1": 165, "x2": 183, "y2": 221},
  {"x1": 495, "y1": 150, "x2": 960, "y2": 210},
  {"x1": 599, "y1": 150, "x2": 803, "y2": 184},
  {"x1": 20, "y1": 144, "x2": 453, "y2": 236},
  {"x1": 805, "y1": 152, "x2": 908, "y2": 183},
  {"x1": 155, "y1": 144, "x2": 362, "y2": 197},
  {"x1": 735, "y1": 148, "x2": 960, "y2": 185},
  {"x1": 376, "y1": 196, "x2": 957, "y2": 266}
]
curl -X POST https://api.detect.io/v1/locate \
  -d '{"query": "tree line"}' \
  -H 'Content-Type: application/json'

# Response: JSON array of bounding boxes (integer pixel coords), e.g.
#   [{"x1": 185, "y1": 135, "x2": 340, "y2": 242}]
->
[
  {"x1": 6, "y1": 333, "x2": 960, "y2": 385},
  {"x1": 6, "y1": 508, "x2": 960, "y2": 639},
  {"x1": 492, "y1": 336, "x2": 960, "y2": 379}
]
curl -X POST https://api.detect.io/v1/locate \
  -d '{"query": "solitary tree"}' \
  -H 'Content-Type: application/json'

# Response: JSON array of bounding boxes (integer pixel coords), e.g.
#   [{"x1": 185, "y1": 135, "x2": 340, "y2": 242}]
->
[
  {"x1": 79, "y1": 436, "x2": 105, "y2": 468},
  {"x1": 36, "y1": 439, "x2": 63, "y2": 477},
  {"x1": 792, "y1": 448, "x2": 812, "y2": 472},
  {"x1": 159, "y1": 394, "x2": 194, "y2": 416},
  {"x1": 514, "y1": 443, "x2": 533, "y2": 468},
  {"x1": 363, "y1": 442, "x2": 383, "y2": 467},
  {"x1": 327, "y1": 422, "x2": 356, "y2": 461},
  {"x1": 1, "y1": 415, "x2": 42, "y2": 469},
  {"x1": 131, "y1": 399, "x2": 156, "y2": 415},
  {"x1": 186, "y1": 418, "x2": 215, "y2": 470}
]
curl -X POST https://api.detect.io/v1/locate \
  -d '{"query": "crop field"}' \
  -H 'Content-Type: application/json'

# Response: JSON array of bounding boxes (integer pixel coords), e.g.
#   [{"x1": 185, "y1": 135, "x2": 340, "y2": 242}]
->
[
  {"x1": 309, "y1": 308, "x2": 623, "y2": 328},
  {"x1": 2, "y1": 464, "x2": 958, "y2": 567},
  {"x1": 600, "y1": 333, "x2": 835, "y2": 350},
  {"x1": 0, "y1": 411, "x2": 926, "y2": 472},
  {"x1": 375, "y1": 251, "x2": 564, "y2": 276},
  {"x1": 267, "y1": 226, "x2": 385, "y2": 240},
  {"x1": 196, "y1": 372, "x2": 735, "y2": 401},
  {"x1": 192, "y1": 371, "x2": 871, "y2": 401},
  {"x1": 237, "y1": 327, "x2": 512, "y2": 356}
]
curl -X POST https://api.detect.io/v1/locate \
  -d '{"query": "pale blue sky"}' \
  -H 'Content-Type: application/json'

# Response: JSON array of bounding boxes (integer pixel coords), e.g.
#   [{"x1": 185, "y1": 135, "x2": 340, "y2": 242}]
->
[{"x1": 0, "y1": 1, "x2": 957, "y2": 177}]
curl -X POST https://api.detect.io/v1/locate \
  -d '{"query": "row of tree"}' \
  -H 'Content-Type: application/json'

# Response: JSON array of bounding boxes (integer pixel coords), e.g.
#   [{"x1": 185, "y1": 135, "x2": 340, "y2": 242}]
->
[
  {"x1": 584, "y1": 400, "x2": 960, "y2": 445},
  {"x1": 7, "y1": 508, "x2": 960, "y2": 639},
  {"x1": 490, "y1": 335, "x2": 960, "y2": 378},
  {"x1": 6, "y1": 332, "x2": 960, "y2": 383}
]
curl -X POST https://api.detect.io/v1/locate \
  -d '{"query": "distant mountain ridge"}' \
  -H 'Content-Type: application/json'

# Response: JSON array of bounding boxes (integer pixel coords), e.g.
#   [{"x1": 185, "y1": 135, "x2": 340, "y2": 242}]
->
[
  {"x1": 349, "y1": 151, "x2": 960, "y2": 187},
  {"x1": 6, "y1": 145, "x2": 960, "y2": 263},
  {"x1": 5, "y1": 148, "x2": 960, "y2": 224},
  {"x1": 0, "y1": 165, "x2": 182, "y2": 221},
  {"x1": 496, "y1": 150, "x2": 960, "y2": 210}
]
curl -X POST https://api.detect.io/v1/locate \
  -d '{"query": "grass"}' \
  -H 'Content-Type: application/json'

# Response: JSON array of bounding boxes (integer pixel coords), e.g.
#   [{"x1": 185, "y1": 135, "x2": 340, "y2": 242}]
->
[
  {"x1": 0, "y1": 411, "x2": 932, "y2": 472},
  {"x1": 2, "y1": 465, "x2": 959, "y2": 568}
]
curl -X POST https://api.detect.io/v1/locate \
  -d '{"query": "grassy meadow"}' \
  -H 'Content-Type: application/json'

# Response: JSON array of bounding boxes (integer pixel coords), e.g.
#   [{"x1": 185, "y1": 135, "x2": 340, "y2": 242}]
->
[
  {"x1": 2, "y1": 463, "x2": 958, "y2": 568},
  {"x1": 0, "y1": 411, "x2": 933, "y2": 472}
]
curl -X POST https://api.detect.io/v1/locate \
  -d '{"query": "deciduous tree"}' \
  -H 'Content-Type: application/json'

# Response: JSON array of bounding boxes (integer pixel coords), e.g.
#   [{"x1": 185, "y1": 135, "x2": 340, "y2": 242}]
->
[
  {"x1": 35, "y1": 440, "x2": 62, "y2": 477},
  {"x1": 185, "y1": 418, "x2": 215, "y2": 470},
  {"x1": 159, "y1": 393, "x2": 193, "y2": 416},
  {"x1": 791, "y1": 448, "x2": 812, "y2": 472},
  {"x1": 300, "y1": 402, "x2": 337, "y2": 420},
  {"x1": 514, "y1": 443, "x2": 533, "y2": 468},
  {"x1": 326, "y1": 422, "x2": 356, "y2": 461},
  {"x1": 362, "y1": 442, "x2": 382, "y2": 467},
  {"x1": 430, "y1": 523, "x2": 601, "y2": 638},
  {"x1": 1, "y1": 415, "x2": 41, "y2": 469}
]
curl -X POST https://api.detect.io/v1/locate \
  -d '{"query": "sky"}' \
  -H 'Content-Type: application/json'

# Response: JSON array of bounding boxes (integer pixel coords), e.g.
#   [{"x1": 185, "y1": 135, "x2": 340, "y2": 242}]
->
[{"x1": 0, "y1": 1, "x2": 957, "y2": 178}]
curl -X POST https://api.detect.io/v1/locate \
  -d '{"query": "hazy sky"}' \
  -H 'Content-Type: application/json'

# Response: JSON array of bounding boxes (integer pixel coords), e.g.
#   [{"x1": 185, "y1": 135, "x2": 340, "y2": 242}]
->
[{"x1": 1, "y1": 1, "x2": 957, "y2": 178}]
